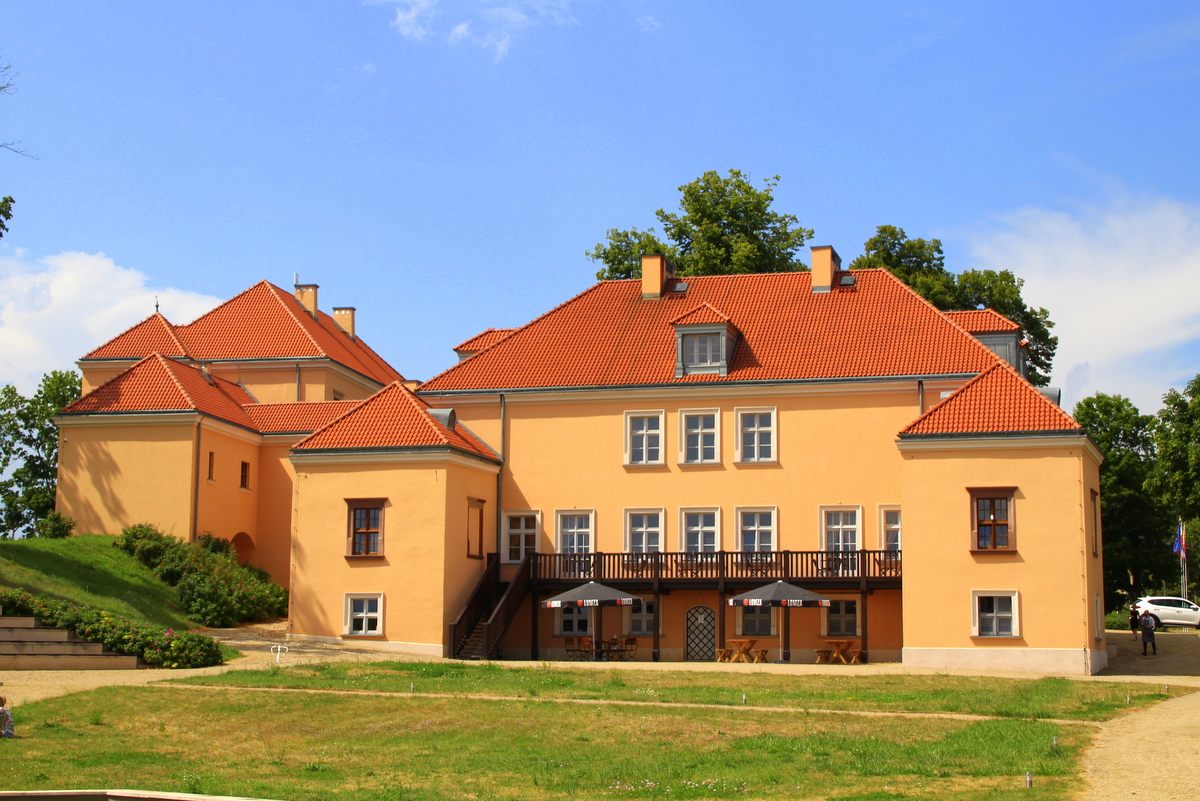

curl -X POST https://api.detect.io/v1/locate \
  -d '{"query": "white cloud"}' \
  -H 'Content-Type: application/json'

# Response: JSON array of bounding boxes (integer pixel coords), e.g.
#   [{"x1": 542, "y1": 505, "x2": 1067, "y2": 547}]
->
[
  {"x1": 967, "y1": 195, "x2": 1200, "y2": 413},
  {"x1": 0, "y1": 250, "x2": 221, "y2": 394},
  {"x1": 372, "y1": 0, "x2": 576, "y2": 59},
  {"x1": 636, "y1": 15, "x2": 662, "y2": 33},
  {"x1": 375, "y1": 0, "x2": 439, "y2": 42},
  {"x1": 1119, "y1": 15, "x2": 1200, "y2": 62}
]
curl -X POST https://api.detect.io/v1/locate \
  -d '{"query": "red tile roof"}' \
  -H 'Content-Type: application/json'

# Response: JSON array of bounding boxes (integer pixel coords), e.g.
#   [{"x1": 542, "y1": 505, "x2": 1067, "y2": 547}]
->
[
  {"x1": 82, "y1": 281, "x2": 402, "y2": 386},
  {"x1": 943, "y1": 309, "x2": 1020, "y2": 333},
  {"x1": 453, "y1": 328, "x2": 517, "y2": 354},
  {"x1": 670, "y1": 302, "x2": 732, "y2": 326},
  {"x1": 294, "y1": 382, "x2": 498, "y2": 461},
  {"x1": 421, "y1": 270, "x2": 1001, "y2": 392},
  {"x1": 243, "y1": 401, "x2": 362, "y2": 434},
  {"x1": 899, "y1": 363, "x2": 1081, "y2": 436},
  {"x1": 62, "y1": 354, "x2": 257, "y2": 430}
]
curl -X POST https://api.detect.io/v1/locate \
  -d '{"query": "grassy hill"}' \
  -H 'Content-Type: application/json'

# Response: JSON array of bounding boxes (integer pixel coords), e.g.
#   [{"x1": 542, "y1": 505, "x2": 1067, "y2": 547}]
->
[{"x1": 0, "y1": 534, "x2": 195, "y2": 629}]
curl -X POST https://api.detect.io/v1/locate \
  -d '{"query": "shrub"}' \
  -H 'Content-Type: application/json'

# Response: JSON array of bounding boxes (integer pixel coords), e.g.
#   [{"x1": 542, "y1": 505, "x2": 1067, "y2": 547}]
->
[
  {"x1": 0, "y1": 588, "x2": 222, "y2": 668},
  {"x1": 34, "y1": 511, "x2": 76, "y2": 539},
  {"x1": 114, "y1": 523, "x2": 288, "y2": 627}
]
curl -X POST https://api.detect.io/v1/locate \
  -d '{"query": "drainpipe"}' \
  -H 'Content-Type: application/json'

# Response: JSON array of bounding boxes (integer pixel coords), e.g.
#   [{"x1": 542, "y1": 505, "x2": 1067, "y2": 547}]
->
[
  {"x1": 190, "y1": 418, "x2": 203, "y2": 542},
  {"x1": 917, "y1": 380, "x2": 925, "y2": 414},
  {"x1": 495, "y1": 394, "x2": 506, "y2": 556},
  {"x1": 295, "y1": 363, "x2": 301, "y2": 402}
]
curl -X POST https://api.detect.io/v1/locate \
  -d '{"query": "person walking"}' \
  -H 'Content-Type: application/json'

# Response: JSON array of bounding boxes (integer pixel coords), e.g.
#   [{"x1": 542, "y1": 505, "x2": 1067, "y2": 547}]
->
[
  {"x1": 1129, "y1": 604, "x2": 1140, "y2": 640},
  {"x1": 1140, "y1": 609, "x2": 1158, "y2": 656}
]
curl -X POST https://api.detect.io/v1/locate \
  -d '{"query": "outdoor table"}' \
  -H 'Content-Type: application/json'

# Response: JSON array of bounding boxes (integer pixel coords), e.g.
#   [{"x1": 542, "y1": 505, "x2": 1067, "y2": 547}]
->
[
  {"x1": 724, "y1": 638, "x2": 758, "y2": 663},
  {"x1": 822, "y1": 639, "x2": 858, "y2": 664},
  {"x1": 593, "y1": 638, "x2": 622, "y2": 661}
]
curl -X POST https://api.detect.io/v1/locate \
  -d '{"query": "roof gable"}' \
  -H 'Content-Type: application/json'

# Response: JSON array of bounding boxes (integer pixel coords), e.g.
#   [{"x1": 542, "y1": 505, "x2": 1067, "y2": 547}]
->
[
  {"x1": 294, "y1": 382, "x2": 498, "y2": 461},
  {"x1": 453, "y1": 328, "x2": 517, "y2": 354},
  {"x1": 943, "y1": 308, "x2": 1021, "y2": 333},
  {"x1": 421, "y1": 270, "x2": 1001, "y2": 392},
  {"x1": 669, "y1": 302, "x2": 731, "y2": 327},
  {"x1": 83, "y1": 314, "x2": 189, "y2": 359},
  {"x1": 899, "y1": 363, "x2": 1081, "y2": 436}
]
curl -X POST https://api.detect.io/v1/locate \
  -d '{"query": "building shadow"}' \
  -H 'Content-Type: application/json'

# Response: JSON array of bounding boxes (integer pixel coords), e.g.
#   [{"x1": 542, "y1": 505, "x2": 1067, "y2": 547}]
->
[{"x1": 1100, "y1": 628, "x2": 1200, "y2": 677}]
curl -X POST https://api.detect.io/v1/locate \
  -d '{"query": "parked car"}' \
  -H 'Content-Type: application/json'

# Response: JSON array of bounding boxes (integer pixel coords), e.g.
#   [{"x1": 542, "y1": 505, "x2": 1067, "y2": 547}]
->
[{"x1": 1132, "y1": 596, "x2": 1200, "y2": 629}]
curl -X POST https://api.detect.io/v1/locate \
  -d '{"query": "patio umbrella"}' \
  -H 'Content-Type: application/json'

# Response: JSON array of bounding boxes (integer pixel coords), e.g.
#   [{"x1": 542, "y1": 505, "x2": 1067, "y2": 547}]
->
[
  {"x1": 727, "y1": 581, "x2": 832, "y2": 663},
  {"x1": 541, "y1": 582, "x2": 642, "y2": 660}
]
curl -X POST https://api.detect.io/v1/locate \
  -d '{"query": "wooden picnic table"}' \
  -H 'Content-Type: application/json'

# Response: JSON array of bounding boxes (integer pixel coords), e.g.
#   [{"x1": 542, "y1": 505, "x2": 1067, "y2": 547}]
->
[
  {"x1": 816, "y1": 639, "x2": 861, "y2": 664},
  {"x1": 721, "y1": 638, "x2": 758, "y2": 663}
]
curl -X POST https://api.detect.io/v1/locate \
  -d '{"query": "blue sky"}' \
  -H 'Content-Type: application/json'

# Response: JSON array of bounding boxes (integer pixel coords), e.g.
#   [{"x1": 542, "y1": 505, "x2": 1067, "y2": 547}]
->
[{"x1": 2, "y1": 1, "x2": 1199, "y2": 411}]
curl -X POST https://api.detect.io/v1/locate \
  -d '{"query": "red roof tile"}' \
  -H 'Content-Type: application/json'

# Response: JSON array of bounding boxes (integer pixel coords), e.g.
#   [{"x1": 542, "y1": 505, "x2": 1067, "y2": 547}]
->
[
  {"x1": 670, "y1": 303, "x2": 731, "y2": 326},
  {"x1": 84, "y1": 314, "x2": 189, "y2": 359},
  {"x1": 62, "y1": 354, "x2": 257, "y2": 430},
  {"x1": 294, "y1": 382, "x2": 498, "y2": 461},
  {"x1": 421, "y1": 270, "x2": 1001, "y2": 392},
  {"x1": 453, "y1": 328, "x2": 517, "y2": 354},
  {"x1": 943, "y1": 309, "x2": 1020, "y2": 333},
  {"x1": 82, "y1": 282, "x2": 403, "y2": 386},
  {"x1": 899, "y1": 363, "x2": 1081, "y2": 436},
  {"x1": 243, "y1": 401, "x2": 362, "y2": 434}
]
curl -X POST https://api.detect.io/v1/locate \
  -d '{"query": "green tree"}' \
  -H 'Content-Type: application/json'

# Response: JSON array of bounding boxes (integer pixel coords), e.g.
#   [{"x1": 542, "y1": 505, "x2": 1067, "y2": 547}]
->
[
  {"x1": 1148, "y1": 374, "x2": 1200, "y2": 525},
  {"x1": 0, "y1": 195, "x2": 12, "y2": 239},
  {"x1": 0, "y1": 371, "x2": 82, "y2": 537},
  {"x1": 588, "y1": 170, "x2": 814, "y2": 280},
  {"x1": 849, "y1": 225, "x2": 1058, "y2": 387},
  {"x1": 1073, "y1": 393, "x2": 1178, "y2": 608}
]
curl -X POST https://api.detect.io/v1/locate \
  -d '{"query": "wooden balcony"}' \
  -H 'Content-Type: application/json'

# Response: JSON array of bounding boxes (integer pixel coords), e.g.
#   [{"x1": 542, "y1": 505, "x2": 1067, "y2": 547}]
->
[{"x1": 532, "y1": 550, "x2": 901, "y2": 593}]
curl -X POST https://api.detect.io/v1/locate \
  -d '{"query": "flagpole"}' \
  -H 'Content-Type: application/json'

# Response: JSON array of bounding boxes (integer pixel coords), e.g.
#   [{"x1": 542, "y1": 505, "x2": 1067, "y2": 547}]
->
[{"x1": 1183, "y1": 521, "x2": 1189, "y2": 602}]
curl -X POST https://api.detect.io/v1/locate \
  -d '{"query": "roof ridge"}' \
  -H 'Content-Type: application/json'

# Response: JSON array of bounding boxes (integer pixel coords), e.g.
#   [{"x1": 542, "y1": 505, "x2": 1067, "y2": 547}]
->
[
  {"x1": 157, "y1": 313, "x2": 191, "y2": 357},
  {"x1": 261, "y1": 282, "x2": 328, "y2": 357},
  {"x1": 292, "y1": 385, "x2": 393, "y2": 448},
  {"x1": 395, "y1": 382, "x2": 454, "y2": 445},
  {"x1": 151, "y1": 353, "x2": 201, "y2": 409},
  {"x1": 61, "y1": 353, "x2": 174, "y2": 412}
]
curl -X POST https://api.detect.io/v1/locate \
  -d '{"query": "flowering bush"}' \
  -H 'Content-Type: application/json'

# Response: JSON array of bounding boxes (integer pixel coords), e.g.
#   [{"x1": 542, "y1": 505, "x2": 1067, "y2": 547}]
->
[
  {"x1": 0, "y1": 588, "x2": 222, "y2": 669},
  {"x1": 114, "y1": 524, "x2": 288, "y2": 627}
]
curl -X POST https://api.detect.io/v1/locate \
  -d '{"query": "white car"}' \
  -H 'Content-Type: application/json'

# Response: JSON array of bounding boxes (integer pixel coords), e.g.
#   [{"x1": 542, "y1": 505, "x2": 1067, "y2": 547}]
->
[{"x1": 1132, "y1": 596, "x2": 1200, "y2": 629}]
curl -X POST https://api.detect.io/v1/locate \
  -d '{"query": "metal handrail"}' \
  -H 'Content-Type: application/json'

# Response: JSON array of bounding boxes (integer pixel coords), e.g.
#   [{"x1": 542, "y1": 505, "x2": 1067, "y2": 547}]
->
[
  {"x1": 482, "y1": 553, "x2": 532, "y2": 659},
  {"x1": 448, "y1": 552, "x2": 500, "y2": 657},
  {"x1": 534, "y1": 550, "x2": 901, "y2": 581}
]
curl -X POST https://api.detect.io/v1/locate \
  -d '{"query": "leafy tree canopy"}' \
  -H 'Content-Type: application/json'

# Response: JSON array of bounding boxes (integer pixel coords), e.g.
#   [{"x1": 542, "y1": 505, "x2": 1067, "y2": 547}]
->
[
  {"x1": 1148, "y1": 374, "x2": 1200, "y2": 523},
  {"x1": 0, "y1": 371, "x2": 81, "y2": 537},
  {"x1": 0, "y1": 195, "x2": 12, "y2": 240},
  {"x1": 1074, "y1": 393, "x2": 1178, "y2": 607},
  {"x1": 849, "y1": 225, "x2": 1058, "y2": 387},
  {"x1": 588, "y1": 170, "x2": 814, "y2": 280}
]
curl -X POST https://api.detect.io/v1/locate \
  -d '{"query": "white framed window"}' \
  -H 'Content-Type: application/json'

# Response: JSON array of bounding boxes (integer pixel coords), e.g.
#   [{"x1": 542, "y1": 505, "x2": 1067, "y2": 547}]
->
[
  {"x1": 972, "y1": 590, "x2": 1020, "y2": 637},
  {"x1": 624, "y1": 410, "x2": 664, "y2": 466},
  {"x1": 734, "y1": 407, "x2": 776, "y2": 463},
  {"x1": 556, "y1": 605, "x2": 591, "y2": 636},
  {"x1": 504, "y1": 511, "x2": 539, "y2": 564},
  {"x1": 738, "y1": 605, "x2": 775, "y2": 636},
  {"x1": 625, "y1": 509, "x2": 663, "y2": 553},
  {"x1": 879, "y1": 506, "x2": 901, "y2": 551},
  {"x1": 822, "y1": 507, "x2": 860, "y2": 551},
  {"x1": 343, "y1": 593, "x2": 383, "y2": 636},
  {"x1": 821, "y1": 599, "x2": 859, "y2": 636},
  {"x1": 737, "y1": 507, "x2": 775, "y2": 552},
  {"x1": 683, "y1": 333, "x2": 723, "y2": 368},
  {"x1": 626, "y1": 597, "x2": 658, "y2": 637},
  {"x1": 557, "y1": 511, "x2": 594, "y2": 554},
  {"x1": 679, "y1": 409, "x2": 720, "y2": 464},
  {"x1": 680, "y1": 508, "x2": 720, "y2": 552}
]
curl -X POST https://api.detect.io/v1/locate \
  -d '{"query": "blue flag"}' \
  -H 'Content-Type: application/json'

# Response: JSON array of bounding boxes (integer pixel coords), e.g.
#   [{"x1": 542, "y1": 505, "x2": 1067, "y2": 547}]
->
[{"x1": 1174, "y1": 522, "x2": 1185, "y2": 557}]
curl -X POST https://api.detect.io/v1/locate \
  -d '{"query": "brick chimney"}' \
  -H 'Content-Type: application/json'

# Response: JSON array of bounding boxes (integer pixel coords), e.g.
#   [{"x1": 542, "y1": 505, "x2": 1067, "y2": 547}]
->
[
  {"x1": 641, "y1": 254, "x2": 676, "y2": 300},
  {"x1": 333, "y1": 307, "x2": 356, "y2": 339},
  {"x1": 294, "y1": 284, "x2": 319, "y2": 317},
  {"x1": 811, "y1": 246, "x2": 841, "y2": 294}
]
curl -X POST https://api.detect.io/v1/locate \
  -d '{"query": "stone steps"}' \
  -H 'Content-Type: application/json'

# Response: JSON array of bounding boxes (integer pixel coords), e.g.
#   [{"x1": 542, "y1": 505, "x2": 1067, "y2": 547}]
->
[{"x1": 0, "y1": 613, "x2": 140, "y2": 670}]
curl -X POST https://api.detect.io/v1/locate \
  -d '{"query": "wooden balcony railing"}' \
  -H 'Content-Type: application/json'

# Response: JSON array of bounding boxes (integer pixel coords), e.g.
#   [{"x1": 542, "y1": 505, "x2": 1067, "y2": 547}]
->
[{"x1": 534, "y1": 550, "x2": 901, "y2": 582}]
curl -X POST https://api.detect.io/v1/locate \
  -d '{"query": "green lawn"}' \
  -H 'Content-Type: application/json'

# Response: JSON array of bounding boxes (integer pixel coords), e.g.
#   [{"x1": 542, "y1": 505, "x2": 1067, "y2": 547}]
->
[
  {"x1": 7, "y1": 683, "x2": 1088, "y2": 800},
  {"x1": 175, "y1": 660, "x2": 1183, "y2": 721},
  {"x1": 0, "y1": 534, "x2": 195, "y2": 629}
]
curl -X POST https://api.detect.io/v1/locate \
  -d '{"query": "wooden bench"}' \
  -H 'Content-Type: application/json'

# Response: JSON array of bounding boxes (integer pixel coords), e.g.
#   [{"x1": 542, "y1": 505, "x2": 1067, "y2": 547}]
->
[
  {"x1": 715, "y1": 648, "x2": 732, "y2": 663},
  {"x1": 814, "y1": 649, "x2": 832, "y2": 664},
  {"x1": 751, "y1": 649, "x2": 769, "y2": 663},
  {"x1": 849, "y1": 650, "x2": 865, "y2": 664}
]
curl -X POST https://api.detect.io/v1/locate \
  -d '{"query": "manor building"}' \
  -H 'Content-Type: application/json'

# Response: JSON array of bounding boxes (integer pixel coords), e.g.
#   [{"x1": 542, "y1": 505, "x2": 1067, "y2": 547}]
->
[{"x1": 55, "y1": 249, "x2": 1108, "y2": 673}]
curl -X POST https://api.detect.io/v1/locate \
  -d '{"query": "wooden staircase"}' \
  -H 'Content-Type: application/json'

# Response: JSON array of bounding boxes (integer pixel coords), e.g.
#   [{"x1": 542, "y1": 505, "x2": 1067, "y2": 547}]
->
[
  {"x1": 0, "y1": 613, "x2": 139, "y2": 670},
  {"x1": 456, "y1": 586, "x2": 507, "y2": 660}
]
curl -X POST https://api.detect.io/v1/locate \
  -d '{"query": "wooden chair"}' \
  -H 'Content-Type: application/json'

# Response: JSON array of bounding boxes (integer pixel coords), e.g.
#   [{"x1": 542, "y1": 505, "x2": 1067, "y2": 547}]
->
[
  {"x1": 814, "y1": 649, "x2": 832, "y2": 664},
  {"x1": 578, "y1": 637, "x2": 594, "y2": 661},
  {"x1": 621, "y1": 637, "x2": 638, "y2": 661},
  {"x1": 563, "y1": 637, "x2": 579, "y2": 660}
]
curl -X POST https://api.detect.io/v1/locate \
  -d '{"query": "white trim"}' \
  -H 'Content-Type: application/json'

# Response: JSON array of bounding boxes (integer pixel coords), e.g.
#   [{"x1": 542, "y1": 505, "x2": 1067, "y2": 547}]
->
[
  {"x1": 502, "y1": 509, "x2": 541, "y2": 564},
  {"x1": 678, "y1": 507, "x2": 722, "y2": 551},
  {"x1": 290, "y1": 451, "x2": 501, "y2": 473},
  {"x1": 625, "y1": 595, "x2": 661, "y2": 637},
  {"x1": 896, "y1": 433, "x2": 1103, "y2": 464},
  {"x1": 623, "y1": 409, "x2": 666, "y2": 466},
  {"x1": 878, "y1": 504, "x2": 902, "y2": 551},
  {"x1": 971, "y1": 589, "x2": 1021, "y2": 637},
  {"x1": 820, "y1": 597, "x2": 862, "y2": 637},
  {"x1": 736, "y1": 605, "x2": 776, "y2": 637},
  {"x1": 678, "y1": 408, "x2": 721, "y2": 464},
  {"x1": 819, "y1": 505, "x2": 863, "y2": 551},
  {"x1": 555, "y1": 605, "x2": 592, "y2": 636},
  {"x1": 343, "y1": 592, "x2": 385, "y2": 636},
  {"x1": 55, "y1": 411, "x2": 202, "y2": 429},
  {"x1": 555, "y1": 509, "x2": 596, "y2": 554},
  {"x1": 624, "y1": 508, "x2": 665, "y2": 553},
  {"x1": 734, "y1": 506, "x2": 777, "y2": 552},
  {"x1": 287, "y1": 633, "x2": 442, "y2": 657},
  {"x1": 733, "y1": 406, "x2": 777, "y2": 463}
]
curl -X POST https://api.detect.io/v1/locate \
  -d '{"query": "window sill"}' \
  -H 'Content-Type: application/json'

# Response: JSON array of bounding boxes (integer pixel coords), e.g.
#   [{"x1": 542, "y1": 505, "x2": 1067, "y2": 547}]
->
[
  {"x1": 345, "y1": 554, "x2": 385, "y2": 560},
  {"x1": 970, "y1": 635, "x2": 1022, "y2": 640},
  {"x1": 969, "y1": 549, "x2": 1018, "y2": 555},
  {"x1": 734, "y1": 459, "x2": 779, "y2": 466},
  {"x1": 342, "y1": 634, "x2": 387, "y2": 640},
  {"x1": 623, "y1": 462, "x2": 667, "y2": 469},
  {"x1": 678, "y1": 461, "x2": 723, "y2": 468}
]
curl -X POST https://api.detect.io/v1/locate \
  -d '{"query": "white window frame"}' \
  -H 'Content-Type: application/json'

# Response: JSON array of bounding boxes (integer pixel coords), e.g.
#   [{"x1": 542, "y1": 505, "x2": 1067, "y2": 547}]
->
[
  {"x1": 733, "y1": 407, "x2": 777, "y2": 464},
  {"x1": 624, "y1": 508, "x2": 664, "y2": 553},
  {"x1": 678, "y1": 408, "x2": 721, "y2": 464},
  {"x1": 736, "y1": 605, "x2": 776, "y2": 636},
  {"x1": 971, "y1": 590, "x2": 1020, "y2": 637},
  {"x1": 556, "y1": 510, "x2": 595, "y2": 554},
  {"x1": 343, "y1": 592, "x2": 384, "y2": 636},
  {"x1": 820, "y1": 598, "x2": 862, "y2": 636},
  {"x1": 820, "y1": 505, "x2": 862, "y2": 552},
  {"x1": 736, "y1": 506, "x2": 777, "y2": 552},
  {"x1": 623, "y1": 596, "x2": 660, "y2": 637},
  {"x1": 503, "y1": 510, "x2": 540, "y2": 564},
  {"x1": 878, "y1": 505, "x2": 901, "y2": 551},
  {"x1": 624, "y1": 410, "x2": 665, "y2": 466},
  {"x1": 682, "y1": 332, "x2": 724, "y2": 369},
  {"x1": 679, "y1": 507, "x2": 722, "y2": 552},
  {"x1": 555, "y1": 605, "x2": 592, "y2": 636}
]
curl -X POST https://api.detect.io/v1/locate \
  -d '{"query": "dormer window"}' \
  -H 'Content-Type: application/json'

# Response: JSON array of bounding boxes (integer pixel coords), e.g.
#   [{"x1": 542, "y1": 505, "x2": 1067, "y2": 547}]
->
[{"x1": 670, "y1": 303, "x2": 739, "y2": 378}]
